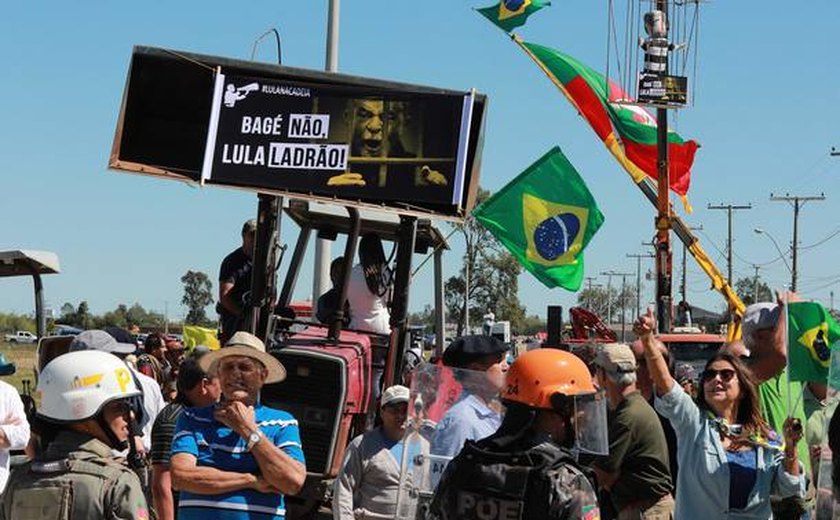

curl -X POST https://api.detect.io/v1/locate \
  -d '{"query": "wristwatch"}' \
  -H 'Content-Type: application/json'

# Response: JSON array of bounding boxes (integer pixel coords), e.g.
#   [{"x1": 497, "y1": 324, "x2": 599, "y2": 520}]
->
[{"x1": 246, "y1": 429, "x2": 264, "y2": 451}]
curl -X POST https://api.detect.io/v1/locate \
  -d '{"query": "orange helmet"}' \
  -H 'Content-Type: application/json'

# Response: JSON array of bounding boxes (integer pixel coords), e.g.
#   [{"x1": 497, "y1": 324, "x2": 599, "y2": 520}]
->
[{"x1": 501, "y1": 348, "x2": 596, "y2": 409}]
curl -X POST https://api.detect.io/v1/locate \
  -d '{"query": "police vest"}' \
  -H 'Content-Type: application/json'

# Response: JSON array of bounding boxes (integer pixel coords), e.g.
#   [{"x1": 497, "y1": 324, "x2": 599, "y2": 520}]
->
[
  {"x1": 4, "y1": 456, "x2": 139, "y2": 520},
  {"x1": 436, "y1": 439, "x2": 600, "y2": 520}
]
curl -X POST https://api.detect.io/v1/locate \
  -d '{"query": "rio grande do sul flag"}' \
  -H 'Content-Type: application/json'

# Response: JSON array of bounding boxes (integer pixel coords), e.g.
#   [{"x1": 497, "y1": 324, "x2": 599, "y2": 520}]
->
[
  {"x1": 473, "y1": 147, "x2": 604, "y2": 291},
  {"x1": 787, "y1": 301, "x2": 840, "y2": 382},
  {"x1": 515, "y1": 39, "x2": 699, "y2": 210},
  {"x1": 476, "y1": 0, "x2": 551, "y2": 33}
]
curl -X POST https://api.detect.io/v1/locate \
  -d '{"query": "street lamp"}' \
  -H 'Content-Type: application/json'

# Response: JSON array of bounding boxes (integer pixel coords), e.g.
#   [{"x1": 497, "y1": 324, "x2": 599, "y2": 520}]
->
[{"x1": 753, "y1": 228, "x2": 793, "y2": 282}]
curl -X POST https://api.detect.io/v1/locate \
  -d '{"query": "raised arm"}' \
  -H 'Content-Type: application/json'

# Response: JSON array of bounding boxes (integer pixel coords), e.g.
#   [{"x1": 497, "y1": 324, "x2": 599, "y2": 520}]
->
[{"x1": 633, "y1": 308, "x2": 674, "y2": 397}]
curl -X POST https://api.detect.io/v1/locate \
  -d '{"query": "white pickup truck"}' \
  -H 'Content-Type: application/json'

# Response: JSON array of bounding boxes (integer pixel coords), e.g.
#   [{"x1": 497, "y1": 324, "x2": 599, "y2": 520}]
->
[{"x1": 4, "y1": 331, "x2": 37, "y2": 344}]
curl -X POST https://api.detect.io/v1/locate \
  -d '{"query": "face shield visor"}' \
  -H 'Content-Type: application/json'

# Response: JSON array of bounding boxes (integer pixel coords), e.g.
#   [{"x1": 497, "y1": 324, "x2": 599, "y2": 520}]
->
[{"x1": 572, "y1": 390, "x2": 608, "y2": 456}]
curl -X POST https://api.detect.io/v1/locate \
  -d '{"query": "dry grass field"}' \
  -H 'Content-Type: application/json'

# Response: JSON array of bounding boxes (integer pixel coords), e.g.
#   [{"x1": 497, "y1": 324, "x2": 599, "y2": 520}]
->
[{"x1": 0, "y1": 341, "x2": 38, "y2": 398}]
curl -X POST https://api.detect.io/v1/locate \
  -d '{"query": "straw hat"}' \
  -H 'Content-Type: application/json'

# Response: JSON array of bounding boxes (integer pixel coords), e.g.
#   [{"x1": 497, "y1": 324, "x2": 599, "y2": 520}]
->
[{"x1": 199, "y1": 331, "x2": 286, "y2": 383}]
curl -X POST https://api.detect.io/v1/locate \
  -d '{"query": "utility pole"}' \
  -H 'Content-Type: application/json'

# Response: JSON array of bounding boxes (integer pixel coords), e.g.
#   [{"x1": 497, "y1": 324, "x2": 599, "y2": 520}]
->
[
  {"x1": 602, "y1": 270, "x2": 633, "y2": 339},
  {"x1": 620, "y1": 273, "x2": 629, "y2": 341},
  {"x1": 769, "y1": 193, "x2": 825, "y2": 292},
  {"x1": 708, "y1": 203, "x2": 752, "y2": 287},
  {"x1": 627, "y1": 252, "x2": 655, "y2": 318},
  {"x1": 752, "y1": 264, "x2": 760, "y2": 303},
  {"x1": 601, "y1": 271, "x2": 614, "y2": 325},
  {"x1": 313, "y1": 0, "x2": 341, "y2": 304},
  {"x1": 585, "y1": 276, "x2": 598, "y2": 291}
]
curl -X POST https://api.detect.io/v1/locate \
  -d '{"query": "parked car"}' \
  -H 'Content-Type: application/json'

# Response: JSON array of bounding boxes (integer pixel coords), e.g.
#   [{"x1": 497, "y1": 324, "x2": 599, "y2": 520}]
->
[
  {"x1": 4, "y1": 331, "x2": 38, "y2": 344},
  {"x1": 49, "y1": 324, "x2": 83, "y2": 337}
]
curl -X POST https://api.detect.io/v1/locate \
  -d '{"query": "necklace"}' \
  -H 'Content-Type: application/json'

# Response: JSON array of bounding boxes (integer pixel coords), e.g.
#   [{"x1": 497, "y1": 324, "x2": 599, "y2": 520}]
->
[{"x1": 707, "y1": 412, "x2": 784, "y2": 452}]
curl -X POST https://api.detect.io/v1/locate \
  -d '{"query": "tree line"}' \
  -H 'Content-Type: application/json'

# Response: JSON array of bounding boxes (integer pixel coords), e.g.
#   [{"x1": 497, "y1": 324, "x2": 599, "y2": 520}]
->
[{"x1": 56, "y1": 270, "x2": 217, "y2": 330}]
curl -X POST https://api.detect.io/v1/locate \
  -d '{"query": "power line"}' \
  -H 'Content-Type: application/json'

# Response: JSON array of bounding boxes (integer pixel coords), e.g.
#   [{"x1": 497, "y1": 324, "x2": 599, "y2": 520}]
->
[
  {"x1": 799, "y1": 226, "x2": 840, "y2": 251},
  {"x1": 770, "y1": 193, "x2": 826, "y2": 292},
  {"x1": 732, "y1": 246, "x2": 788, "y2": 269},
  {"x1": 799, "y1": 273, "x2": 840, "y2": 284},
  {"x1": 800, "y1": 276, "x2": 840, "y2": 294},
  {"x1": 790, "y1": 153, "x2": 836, "y2": 193},
  {"x1": 696, "y1": 229, "x2": 727, "y2": 260},
  {"x1": 707, "y1": 203, "x2": 752, "y2": 287}
]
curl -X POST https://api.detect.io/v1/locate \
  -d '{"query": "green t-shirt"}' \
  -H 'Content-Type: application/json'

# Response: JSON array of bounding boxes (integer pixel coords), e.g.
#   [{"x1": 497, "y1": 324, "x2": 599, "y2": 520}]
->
[
  {"x1": 595, "y1": 391, "x2": 673, "y2": 510},
  {"x1": 758, "y1": 370, "x2": 810, "y2": 473},
  {"x1": 803, "y1": 384, "x2": 826, "y2": 449}
]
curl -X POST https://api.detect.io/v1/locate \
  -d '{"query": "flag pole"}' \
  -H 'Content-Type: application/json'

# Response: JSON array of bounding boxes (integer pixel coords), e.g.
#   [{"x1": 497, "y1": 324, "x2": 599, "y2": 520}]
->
[
  {"x1": 510, "y1": 35, "x2": 649, "y2": 186},
  {"x1": 508, "y1": 32, "x2": 746, "y2": 322},
  {"x1": 783, "y1": 288, "x2": 794, "y2": 417}
]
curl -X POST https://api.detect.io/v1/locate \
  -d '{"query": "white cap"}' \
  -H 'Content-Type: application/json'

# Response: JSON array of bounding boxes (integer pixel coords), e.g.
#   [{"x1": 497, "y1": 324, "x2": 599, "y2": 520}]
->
[
  {"x1": 381, "y1": 385, "x2": 410, "y2": 407},
  {"x1": 742, "y1": 302, "x2": 781, "y2": 348}
]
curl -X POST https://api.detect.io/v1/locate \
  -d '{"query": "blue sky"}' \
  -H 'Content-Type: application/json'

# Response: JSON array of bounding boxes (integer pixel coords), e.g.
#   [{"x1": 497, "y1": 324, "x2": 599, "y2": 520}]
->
[{"x1": 2, "y1": 1, "x2": 839, "y2": 324}]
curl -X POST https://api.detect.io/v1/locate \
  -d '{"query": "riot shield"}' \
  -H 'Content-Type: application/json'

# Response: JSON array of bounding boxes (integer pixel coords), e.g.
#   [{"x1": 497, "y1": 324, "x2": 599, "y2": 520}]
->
[
  {"x1": 816, "y1": 349, "x2": 840, "y2": 519},
  {"x1": 395, "y1": 362, "x2": 504, "y2": 520}
]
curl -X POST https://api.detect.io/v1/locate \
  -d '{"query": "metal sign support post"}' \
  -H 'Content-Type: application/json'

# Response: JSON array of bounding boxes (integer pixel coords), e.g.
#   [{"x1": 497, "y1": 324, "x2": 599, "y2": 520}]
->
[
  {"x1": 654, "y1": 0, "x2": 672, "y2": 333},
  {"x1": 313, "y1": 0, "x2": 341, "y2": 304}
]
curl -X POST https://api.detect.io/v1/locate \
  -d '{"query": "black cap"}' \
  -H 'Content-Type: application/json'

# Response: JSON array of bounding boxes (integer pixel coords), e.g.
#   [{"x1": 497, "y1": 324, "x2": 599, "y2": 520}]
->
[{"x1": 442, "y1": 335, "x2": 510, "y2": 368}]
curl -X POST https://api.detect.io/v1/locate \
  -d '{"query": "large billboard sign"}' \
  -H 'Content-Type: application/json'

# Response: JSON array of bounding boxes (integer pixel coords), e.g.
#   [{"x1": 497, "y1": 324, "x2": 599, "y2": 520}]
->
[{"x1": 110, "y1": 47, "x2": 487, "y2": 220}]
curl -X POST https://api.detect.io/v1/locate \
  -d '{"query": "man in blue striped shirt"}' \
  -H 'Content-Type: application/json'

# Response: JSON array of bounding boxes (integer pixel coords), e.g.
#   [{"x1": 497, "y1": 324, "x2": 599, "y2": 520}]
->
[{"x1": 171, "y1": 332, "x2": 306, "y2": 519}]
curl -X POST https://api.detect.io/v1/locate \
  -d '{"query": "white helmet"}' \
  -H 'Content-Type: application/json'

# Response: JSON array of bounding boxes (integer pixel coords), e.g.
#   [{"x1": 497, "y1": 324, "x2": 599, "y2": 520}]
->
[{"x1": 37, "y1": 350, "x2": 141, "y2": 422}]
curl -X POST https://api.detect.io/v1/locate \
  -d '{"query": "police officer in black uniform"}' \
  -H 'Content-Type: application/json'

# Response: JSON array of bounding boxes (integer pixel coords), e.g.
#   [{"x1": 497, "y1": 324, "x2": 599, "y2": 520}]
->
[{"x1": 427, "y1": 348, "x2": 606, "y2": 520}]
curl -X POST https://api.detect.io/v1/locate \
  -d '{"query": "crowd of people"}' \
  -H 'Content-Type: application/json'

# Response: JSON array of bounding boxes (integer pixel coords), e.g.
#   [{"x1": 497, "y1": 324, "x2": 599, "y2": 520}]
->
[
  {"x1": 416, "y1": 297, "x2": 824, "y2": 520},
  {"x1": 0, "y1": 299, "x2": 832, "y2": 519},
  {"x1": 0, "y1": 326, "x2": 306, "y2": 520},
  {"x1": 0, "y1": 218, "x2": 831, "y2": 520}
]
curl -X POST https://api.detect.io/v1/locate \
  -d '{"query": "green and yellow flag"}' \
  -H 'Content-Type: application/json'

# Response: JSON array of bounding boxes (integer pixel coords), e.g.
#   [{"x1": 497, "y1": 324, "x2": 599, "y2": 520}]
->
[
  {"x1": 183, "y1": 325, "x2": 221, "y2": 351},
  {"x1": 476, "y1": 0, "x2": 551, "y2": 33},
  {"x1": 788, "y1": 301, "x2": 840, "y2": 382},
  {"x1": 473, "y1": 147, "x2": 604, "y2": 291}
]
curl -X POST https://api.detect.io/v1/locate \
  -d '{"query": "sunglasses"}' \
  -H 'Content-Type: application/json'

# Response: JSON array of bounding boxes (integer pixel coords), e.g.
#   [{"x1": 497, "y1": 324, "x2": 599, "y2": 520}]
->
[{"x1": 702, "y1": 368, "x2": 736, "y2": 383}]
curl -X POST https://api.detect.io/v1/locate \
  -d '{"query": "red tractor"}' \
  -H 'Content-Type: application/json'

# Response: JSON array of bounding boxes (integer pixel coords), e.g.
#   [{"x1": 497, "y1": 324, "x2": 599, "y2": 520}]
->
[
  {"x1": 106, "y1": 45, "x2": 485, "y2": 518},
  {"x1": 254, "y1": 200, "x2": 450, "y2": 518}
]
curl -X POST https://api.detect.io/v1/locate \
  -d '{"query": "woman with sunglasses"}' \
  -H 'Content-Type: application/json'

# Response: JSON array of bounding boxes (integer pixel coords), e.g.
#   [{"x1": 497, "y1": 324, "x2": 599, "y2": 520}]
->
[
  {"x1": 635, "y1": 308, "x2": 805, "y2": 519},
  {"x1": 1, "y1": 350, "x2": 149, "y2": 519}
]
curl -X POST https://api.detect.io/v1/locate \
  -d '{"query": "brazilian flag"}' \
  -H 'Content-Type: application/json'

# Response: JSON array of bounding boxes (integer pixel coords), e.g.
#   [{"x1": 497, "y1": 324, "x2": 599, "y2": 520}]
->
[
  {"x1": 476, "y1": 0, "x2": 551, "y2": 33},
  {"x1": 788, "y1": 301, "x2": 840, "y2": 382},
  {"x1": 473, "y1": 147, "x2": 604, "y2": 291}
]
